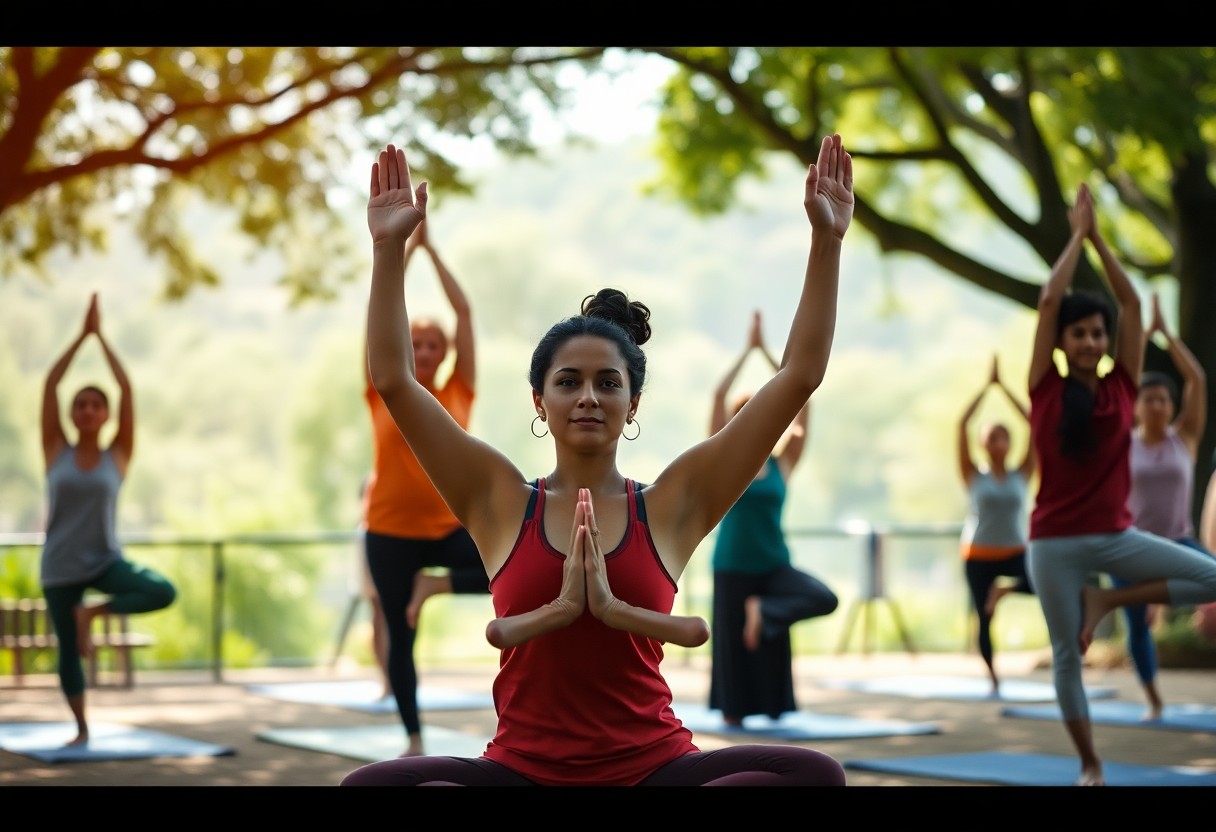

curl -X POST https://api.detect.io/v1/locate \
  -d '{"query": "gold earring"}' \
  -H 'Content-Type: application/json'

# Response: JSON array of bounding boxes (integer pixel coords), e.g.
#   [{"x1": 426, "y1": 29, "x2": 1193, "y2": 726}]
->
[{"x1": 623, "y1": 417, "x2": 640, "y2": 441}]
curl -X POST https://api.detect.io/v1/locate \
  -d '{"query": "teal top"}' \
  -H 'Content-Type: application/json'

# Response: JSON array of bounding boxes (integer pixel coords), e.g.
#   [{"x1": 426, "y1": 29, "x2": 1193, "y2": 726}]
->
[
  {"x1": 40, "y1": 446, "x2": 124, "y2": 587},
  {"x1": 711, "y1": 456, "x2": 790, "y2": 574}
]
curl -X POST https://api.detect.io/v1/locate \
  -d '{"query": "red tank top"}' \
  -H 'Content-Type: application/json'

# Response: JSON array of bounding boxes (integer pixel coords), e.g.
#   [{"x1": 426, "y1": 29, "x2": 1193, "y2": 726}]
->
[{"x1": 482, "y1": 478, "x2": 697, "y2": 785}]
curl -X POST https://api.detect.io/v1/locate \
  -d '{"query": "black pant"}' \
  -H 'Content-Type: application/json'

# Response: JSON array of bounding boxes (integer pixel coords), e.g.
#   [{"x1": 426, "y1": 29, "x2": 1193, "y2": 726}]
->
[
  {"x1": 364, "y1": 527, "x2": 490, "y2": 736},
  {"x1": 964, "y1": 553, "x2": 1034, "y2": 674}
]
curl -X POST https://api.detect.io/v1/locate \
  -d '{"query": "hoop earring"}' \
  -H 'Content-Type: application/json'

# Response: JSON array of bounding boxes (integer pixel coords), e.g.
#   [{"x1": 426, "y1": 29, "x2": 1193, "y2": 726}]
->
[
  {"x1": 531, "y1": 415, "x2": 549, "y2": 438},
  {"x1": 623, "y1": 417, "x2": 640, "y2": 441}
]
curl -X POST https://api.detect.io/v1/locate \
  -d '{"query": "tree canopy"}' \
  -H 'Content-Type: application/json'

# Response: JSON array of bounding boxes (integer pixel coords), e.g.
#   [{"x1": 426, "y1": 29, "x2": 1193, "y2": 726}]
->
[{"x1": 0, "y1": 46, "x2": 604, "y2": 302}]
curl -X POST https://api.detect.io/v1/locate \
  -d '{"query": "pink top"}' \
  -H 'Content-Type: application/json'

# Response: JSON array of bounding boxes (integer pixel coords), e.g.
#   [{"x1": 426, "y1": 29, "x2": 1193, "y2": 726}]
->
[{"x1": 1129, "y1": 426, "x2": 1194, "y2": 540}]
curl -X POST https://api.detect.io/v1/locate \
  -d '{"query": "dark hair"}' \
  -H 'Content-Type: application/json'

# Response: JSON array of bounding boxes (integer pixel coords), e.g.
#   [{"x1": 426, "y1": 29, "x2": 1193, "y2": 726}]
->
[
  {"x1": 1139, "y1": 370, "x2": 1179, "y2": 409},
  {"x1": 1055, "y1": 289, "x2": 1115, "y2": 460},
  {"x1": 528, "y1": 288, "x2": 651, "y2": 396},
  {"x1": 73, "y1": 385, "x2": 109, "y2": 408},
  {"x1": 1056, "y1": 289, "x2": 1113, "y2": 340}
]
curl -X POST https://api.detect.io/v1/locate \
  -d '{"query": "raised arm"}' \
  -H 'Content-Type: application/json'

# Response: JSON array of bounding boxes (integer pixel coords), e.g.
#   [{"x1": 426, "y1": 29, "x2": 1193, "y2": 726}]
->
[
  {"x1": 1148, "y1": 294, "x2": 1207, "y2": 454},
  {"x1": 417, "y1": 220, "x2": 476, "y2": 391},
  {"x1": 709, "y1": 311, "x2": 763, "y2": 437},
  {"x1": 957, "y1": 368, "x2": 989, "y2": 487},
  {"x1": 1087, "y1": 197, "x2": 1143, "y2": 381},
  {"x1": 1029, "y1": 185, "x2": 1093, "y2": 391},
  {"x1": 41, "y1": 295, "x2": 96, "y2": 467},
  {"x1": 774, "y1": 400, "x2": 811, "y2": 483},
  {"x1": 647, "y1": 134, "x2": 853, "y2": 573},
  {"x1": 365, "y1": 144, "x2": 525, "y2": 545},
  {"x1": 992, "y1": 356, "x2": 1035, "y2": 479},
  {"x1": 92, "y1": 300, "x2": 135, "y2": 472}
]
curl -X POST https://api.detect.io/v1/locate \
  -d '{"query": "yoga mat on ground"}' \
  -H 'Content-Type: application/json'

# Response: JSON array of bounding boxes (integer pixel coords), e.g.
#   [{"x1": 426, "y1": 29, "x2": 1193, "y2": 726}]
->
[
  {"x1": 245, "y1": 680, "x2": 494, "y2": 713},
  {"x1": 819, "y1": 675, "x2": 1116, "y2": 703},
  {"x1": 844, "y1": 750, "x2": 1216, "y2": 786},
  {"x1": 672, "y1": 702, "x2": 939, "y2": 740},
  {"x1": 0, "y1": 722, "x2": 235, "y2": 763},
  {"x1": 256, "y1": 724, "x2": 492, "y2": 763},
  {"x1": 1002, "y1": 700, "x2": 1216, "y2": 733}
]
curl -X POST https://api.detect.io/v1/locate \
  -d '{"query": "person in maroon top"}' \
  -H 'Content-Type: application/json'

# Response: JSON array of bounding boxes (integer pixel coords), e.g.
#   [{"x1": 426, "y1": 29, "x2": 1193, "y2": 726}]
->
[
  {"x1": 1025, "y1": 182, "x2": 1216, "y2": 787},
  {"x1": 342, "y1": 134, "x2": 854, "y2": 786}
]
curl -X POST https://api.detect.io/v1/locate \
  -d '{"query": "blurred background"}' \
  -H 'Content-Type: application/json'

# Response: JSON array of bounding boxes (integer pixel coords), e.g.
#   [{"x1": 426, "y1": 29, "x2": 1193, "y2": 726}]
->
[{"x1": 2, "y1": 46, "x2": 1214, "y2": 676}]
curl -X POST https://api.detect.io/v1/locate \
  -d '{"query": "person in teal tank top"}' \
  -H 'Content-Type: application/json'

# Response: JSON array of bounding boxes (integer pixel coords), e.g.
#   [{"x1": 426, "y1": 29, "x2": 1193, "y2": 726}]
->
[
  {"x1": 707, "y1": 311, "x2": 838, "y2": 725},
  {"x1": 39, "y1": 293, "x2": 177, "y2": 747}
]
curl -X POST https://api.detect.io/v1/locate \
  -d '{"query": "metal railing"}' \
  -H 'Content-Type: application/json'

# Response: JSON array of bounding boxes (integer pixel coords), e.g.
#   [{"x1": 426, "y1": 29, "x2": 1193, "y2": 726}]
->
[{"x1": 3, "y1": 522, "x2": 1037, "y2": 680}]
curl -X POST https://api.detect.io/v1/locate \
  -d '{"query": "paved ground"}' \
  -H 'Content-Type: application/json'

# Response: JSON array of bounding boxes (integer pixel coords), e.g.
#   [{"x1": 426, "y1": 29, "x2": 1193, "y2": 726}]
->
[{"x1": 2, "y1": 647, "x2": 1214, "y2": 809}]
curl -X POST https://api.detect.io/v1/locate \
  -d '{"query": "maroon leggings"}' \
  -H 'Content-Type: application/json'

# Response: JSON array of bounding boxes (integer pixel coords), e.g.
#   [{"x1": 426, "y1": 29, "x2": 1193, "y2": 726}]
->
[{"x1": 340, "y1": 745, "x2": 846, "y2": 786}]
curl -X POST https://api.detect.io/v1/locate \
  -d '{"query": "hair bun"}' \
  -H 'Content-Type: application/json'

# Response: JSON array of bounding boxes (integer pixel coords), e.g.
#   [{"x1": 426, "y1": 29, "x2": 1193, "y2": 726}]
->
[{"x1": 582, "y1": 288, "x2": 652, "y2": 347}]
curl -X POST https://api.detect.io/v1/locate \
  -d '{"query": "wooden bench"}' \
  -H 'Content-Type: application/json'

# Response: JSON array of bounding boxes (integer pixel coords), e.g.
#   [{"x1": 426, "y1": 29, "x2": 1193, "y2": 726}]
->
[{"x1": 0, "y1": 598, "x2": 156, "y2": 689}]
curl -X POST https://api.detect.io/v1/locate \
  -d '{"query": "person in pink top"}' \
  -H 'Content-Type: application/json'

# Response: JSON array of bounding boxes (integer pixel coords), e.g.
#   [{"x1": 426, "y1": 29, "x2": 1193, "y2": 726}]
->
[
  {"x1": 1118, "y1": 292, "x2": 1210, "y2": 719},
  {"x1": 1025, "y1": 182, "x2": 1216, "y2": 786},
  {"x1": 342, "y1": 133, "x2": 854, "y2": 786}
]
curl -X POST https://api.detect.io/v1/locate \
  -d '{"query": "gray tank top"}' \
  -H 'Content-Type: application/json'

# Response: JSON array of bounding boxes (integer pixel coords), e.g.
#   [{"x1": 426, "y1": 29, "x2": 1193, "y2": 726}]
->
[
  {"x1": 961, "y1": 470, "x2": 1028, "y2": 548},
  {"x1": 40, "y1": 446, "x2": 124, "y2": 587}
]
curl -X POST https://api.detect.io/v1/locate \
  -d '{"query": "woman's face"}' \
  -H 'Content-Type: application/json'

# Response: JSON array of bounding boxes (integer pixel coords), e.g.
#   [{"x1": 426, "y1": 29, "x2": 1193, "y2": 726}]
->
[
  {"x1": 1058, "y1": 311, "x2": 1109, "y2": 374},
  {"x1": 980, "y1": 423, "x2": 1010, "y2": 463},
  {"x1": 1135, "y1": 384, "x2": 1175, "y2": 431},
  {"x1": 70, "y1": 389, "x2": 109, "y2": 435},
  {"x1": 534, "y1": 335, "x2": 637, "y2": 448},
  {"x1": 411, "y1": 321, "x2": 448, "y2": 384}
]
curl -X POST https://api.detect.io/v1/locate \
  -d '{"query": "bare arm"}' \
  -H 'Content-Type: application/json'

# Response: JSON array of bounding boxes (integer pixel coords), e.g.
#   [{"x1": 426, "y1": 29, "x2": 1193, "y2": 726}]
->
[
  {"x1": 992, "y1": 356, "x2": 1035, "y2": 479},
  {"x1": 957, "y1": 378, "x2": 987, "y2": 487},
  {"x1": 1201, "y1": 468, "x2": 1216, "y2": 553},
  {"x1": 647, "y1": 135, "x2": 853, "y2": 574},
  {"x1": 1087, "y1": 200, "x2": 1143, "y2": 381},
  {"x1": 1148, "y1": 294, "x2": 1206, "y2": 454},
  {"x1": 709, "y1": 311, "x2": 762, "y2": 436},
  {"x1": 418, "y1": 220, "x2": 476, "y2": 391},
  {"x1": 365, "y1": 145, "x2": 527, "y2": 560},
  {"x1": 775, "y1": 400, "x2": 810, "y2": 483},
  {"x1": 1029, "y1": 185, "x2": 1094, "y2": 391},
  {"x1": 94, "y1": 327, "x2": 135, "y2": 473},
  {"x1": 41, "y1": 294, "x2": 100, "y2": 467}
]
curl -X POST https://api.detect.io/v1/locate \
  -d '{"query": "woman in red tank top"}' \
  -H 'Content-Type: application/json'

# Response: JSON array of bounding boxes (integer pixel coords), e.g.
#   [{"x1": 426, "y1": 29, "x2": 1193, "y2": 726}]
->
[{"x1": 343, "y1": 133, "x2": 855, "y2": 787}]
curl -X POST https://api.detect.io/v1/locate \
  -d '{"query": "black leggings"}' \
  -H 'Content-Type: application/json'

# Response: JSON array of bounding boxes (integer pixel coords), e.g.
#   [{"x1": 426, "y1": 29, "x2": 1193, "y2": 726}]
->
[
  {"x1": 364, "y1": 528, "x2": 490, "y2": 736},
  {"x1": 964, "y1": 553, "x2": 1034, "y2": 674},
  {"x1": 340, "y1": 745, "x2": 846, "y2": 786}
]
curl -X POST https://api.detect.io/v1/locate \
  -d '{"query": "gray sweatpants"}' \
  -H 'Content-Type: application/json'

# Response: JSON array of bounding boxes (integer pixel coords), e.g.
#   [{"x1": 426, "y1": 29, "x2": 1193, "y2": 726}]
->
[{"x1": 1028, "y1": 528, "x2": 1216, "y2": 721}]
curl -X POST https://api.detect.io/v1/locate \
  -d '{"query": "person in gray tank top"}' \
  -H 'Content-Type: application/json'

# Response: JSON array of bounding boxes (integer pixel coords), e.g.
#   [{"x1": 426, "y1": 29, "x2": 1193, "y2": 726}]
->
[
  {"x1": 40, "y1": 292, "x2": 177, "y2": 747},
  {"x1": 956, "y1": 354, "x2": 1037, "y2": 696},
  {"x1": 1118, "y1": 293, "x2": 1211, "y2": 719}
]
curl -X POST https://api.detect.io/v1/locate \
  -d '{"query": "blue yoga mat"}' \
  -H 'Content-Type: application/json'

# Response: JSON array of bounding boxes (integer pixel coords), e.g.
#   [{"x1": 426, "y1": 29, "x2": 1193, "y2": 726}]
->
[
  {"x1": 672, "y1": 702, "x2": 939, "y2": 740},
  {"x1": 819, "y1": 674, "x2": 1116, "y2": 703},
  {"x1": 0, "y1": 721, "x2": 235, "y2": 763},
  {"x1": 1002, "y1": 700, "x2": 1216, "y2": 733},
  {"x1": 257, "y1": 724, "x2": 492, "y2": 763},
  {"x1": 246, "y1": 680, "x2": 495, "y2": 713},
  {"x1": 845, "y1": 750, "x2": 1216, "y2": 786}
]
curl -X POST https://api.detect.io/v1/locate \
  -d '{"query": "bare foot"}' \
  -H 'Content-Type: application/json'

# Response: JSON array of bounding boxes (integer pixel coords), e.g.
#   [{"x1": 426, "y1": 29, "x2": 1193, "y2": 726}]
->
[
  {"x1": 1142, "y1": 688, "x2": 1164, "y2": 721},
  {"x1": 406, "y1": 573, "x2": 448, "y2": 630},
  {"x1": 1078, "y1": 585, "x2": 1108, "y2": 655},
  {"x1": 1075, "y1": 764, "x2": 1105, "y2": 786},
  {"x1": 742, "y1": 596, "x2": 762, "y2": 652},
  {"x1": 401, "y1": 733, "x2": 425, "y2": 757},
  {"x1": 722, "y1": 715, "x2": 743, "y2": 727},
  {"x1": 74, "y1": 604, "x2": 94, "y2": 659},
  {"x1": 984, "y1": 585, "x2": 1012, "y2": 616},
  {"x1": 66, "y1": 728, "x2": 89, "y2": 747}
]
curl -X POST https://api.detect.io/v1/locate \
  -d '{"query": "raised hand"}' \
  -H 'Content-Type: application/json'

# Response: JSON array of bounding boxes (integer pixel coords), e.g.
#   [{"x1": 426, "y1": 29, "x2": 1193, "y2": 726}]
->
[
  {"x1": 580, "y1": 489, "x2": 621, "y2": 621},
  {"x1": 1070, "y1": 183, "x2": 1094, "y2": 239},
  {"x1": 82, "y1": 292, "x2": 100, "y2": 336},
  {"x1": 804, "y1": 134, "x2": 854, "y2": 241},
  {"x1": 1149, "y1": 293, "x2": 1168, "y2": 336},
  {"x1": 747, "y1": 310, "x2": 764, "y2": 351},
  {"x1": 368, "y1": 143, "x2": 428, "y2": 244}
]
